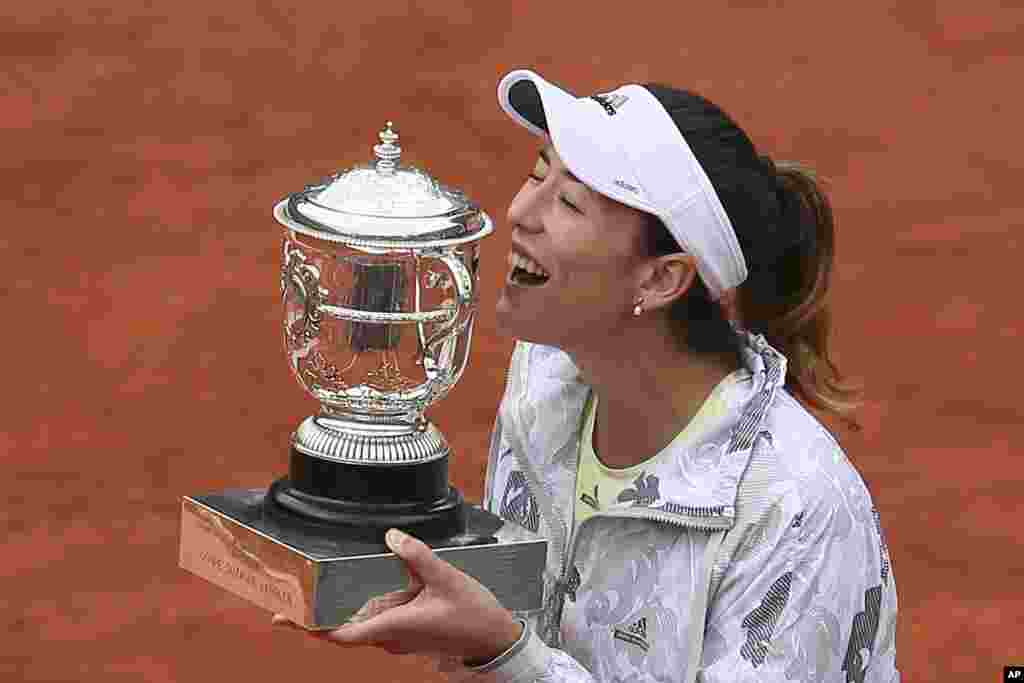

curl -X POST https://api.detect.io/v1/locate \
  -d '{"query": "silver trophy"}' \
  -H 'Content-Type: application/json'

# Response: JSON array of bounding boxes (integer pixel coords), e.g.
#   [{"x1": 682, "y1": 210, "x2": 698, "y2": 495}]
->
[{"x1": 179, "y1": 123, "x2": 546, "y2": 629}]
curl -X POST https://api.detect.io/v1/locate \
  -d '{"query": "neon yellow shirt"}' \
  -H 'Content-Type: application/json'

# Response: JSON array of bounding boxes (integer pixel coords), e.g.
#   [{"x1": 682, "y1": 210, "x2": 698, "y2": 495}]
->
[{"x1": 573, "y1": 371, "x2": 745, "y2": 529}]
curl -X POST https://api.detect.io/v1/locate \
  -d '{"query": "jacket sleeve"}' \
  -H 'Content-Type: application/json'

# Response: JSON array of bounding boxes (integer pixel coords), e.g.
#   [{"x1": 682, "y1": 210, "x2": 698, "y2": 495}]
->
[
  {"x1": 697, "y1": 464, "x2": 900, "y2": 683},
  {"x1": 457, "y1": 619, "x2": 599, "y2": 683},
  {"x1": 429, "y1": 345, "x2": 602, "y2": 683}
]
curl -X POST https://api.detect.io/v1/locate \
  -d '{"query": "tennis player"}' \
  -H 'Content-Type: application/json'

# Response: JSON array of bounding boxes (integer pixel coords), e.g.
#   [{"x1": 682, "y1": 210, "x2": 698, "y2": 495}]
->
[{"x1": 274, "y1": 69, "x2": 901, "y2": 683}]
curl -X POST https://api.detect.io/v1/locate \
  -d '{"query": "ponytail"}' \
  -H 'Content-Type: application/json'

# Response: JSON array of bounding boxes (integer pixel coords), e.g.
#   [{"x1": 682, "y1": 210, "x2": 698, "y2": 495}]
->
[{"x1": 739, "y1": 161, "x2": 865, "y2": 422}]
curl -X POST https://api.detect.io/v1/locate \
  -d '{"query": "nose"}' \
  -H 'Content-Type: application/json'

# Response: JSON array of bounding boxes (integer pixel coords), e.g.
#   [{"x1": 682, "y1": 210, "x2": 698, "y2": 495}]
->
[{"x1": 506, "y1": 180, "x2": 546, "y2": 235}]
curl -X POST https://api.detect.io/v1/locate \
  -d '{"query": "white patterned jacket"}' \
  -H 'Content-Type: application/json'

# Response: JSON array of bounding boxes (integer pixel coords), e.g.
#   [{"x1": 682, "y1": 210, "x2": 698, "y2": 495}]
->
[{"x1": 440, "y1": 333, "x2": 900, "y2": 683}]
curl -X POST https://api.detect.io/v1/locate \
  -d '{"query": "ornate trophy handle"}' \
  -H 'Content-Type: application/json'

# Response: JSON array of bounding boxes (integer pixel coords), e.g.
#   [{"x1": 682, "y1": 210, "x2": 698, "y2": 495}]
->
[
  {"x1": 417, "y1": 248, "x2": 473, "y2": 352},
  {"x1": 281, "y1": 243, "x2": 324, "y2": 346}
]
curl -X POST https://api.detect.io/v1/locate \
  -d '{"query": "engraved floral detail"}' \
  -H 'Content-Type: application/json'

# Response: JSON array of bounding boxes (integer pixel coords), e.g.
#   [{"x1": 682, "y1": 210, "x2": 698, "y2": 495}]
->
[
  {"x1": 301, "y1": 350, "x2": 352, "y2": 392},
  {"x1": 424, "y1": 269, "x2": 453, "y2": 291},
  {"x1": 281, "y1": 245, "x2": 325, "y2": 350},
  {"x1": 365, "y1": 350, "x2": 417, "y2": 392}
]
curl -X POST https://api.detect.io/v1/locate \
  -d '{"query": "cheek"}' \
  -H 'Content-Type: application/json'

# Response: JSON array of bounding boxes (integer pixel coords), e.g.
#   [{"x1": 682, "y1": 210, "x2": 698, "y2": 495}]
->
[
  {"x1": 553, "y1": 252, "x2": 628, "y2": 315},
  {"x1": 557, "y1": 235, "x2": 632, "y2": 289}
]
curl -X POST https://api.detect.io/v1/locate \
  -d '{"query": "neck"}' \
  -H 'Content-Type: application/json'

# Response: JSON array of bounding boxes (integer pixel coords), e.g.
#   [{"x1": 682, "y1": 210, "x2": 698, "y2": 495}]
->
[{"x1": 565, "y1": 320, "x2": 738, "y2": 469}]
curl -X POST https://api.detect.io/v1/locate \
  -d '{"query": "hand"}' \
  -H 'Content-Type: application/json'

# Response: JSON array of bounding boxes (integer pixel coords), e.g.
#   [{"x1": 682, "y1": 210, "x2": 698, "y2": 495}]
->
[{"x1": 272, "y1": 528, "x2": 523, "y2": 663}]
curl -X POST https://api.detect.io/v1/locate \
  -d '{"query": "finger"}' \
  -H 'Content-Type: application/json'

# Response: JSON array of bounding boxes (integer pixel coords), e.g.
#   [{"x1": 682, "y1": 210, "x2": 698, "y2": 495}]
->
[
  {"x1": 380, "y1": 640, "x2": 413, "y2": 655},
  {"x1": 310, "y1": 630, "x2": 367, "y2": 648},
  {"x1": 271, "y1": 615, "x2": 349, "y2": 645},
  {"x1": 271, "y1": 614, "x2": 371, "y2": 647},
  {"x1": 385, "y1": 529, "x2": 453, "y2": 590},
  {"x1": 322, "y1": 615, "x2": 384, "y2": 646},
  {"x1": 403, "y1": 560, "x2": 426, "y2": 595},
  {"x1": 350, "y1": 588, "x2": 420, "y2": 623},
  {"x1": 321, "y1": 600, "x2": 421, "y2": 648},
  {"x1": 271, "y1": 615, "x2": 303, "y2": 632},
  {"x1": 385, "y1": 571, "x2": 426, "y2": 603}
]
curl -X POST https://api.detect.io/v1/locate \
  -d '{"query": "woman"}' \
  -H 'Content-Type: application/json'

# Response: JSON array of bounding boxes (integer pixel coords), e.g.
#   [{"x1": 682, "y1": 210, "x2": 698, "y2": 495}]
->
[{"x1": 274, "y1": 69, "x2": 901, "y2": 683}]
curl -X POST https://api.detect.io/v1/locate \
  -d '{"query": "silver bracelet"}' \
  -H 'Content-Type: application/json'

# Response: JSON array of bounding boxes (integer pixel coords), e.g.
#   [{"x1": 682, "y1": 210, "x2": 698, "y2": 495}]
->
[{"x1": 464, "y1": 618, "x2": 531, "y2": 673}]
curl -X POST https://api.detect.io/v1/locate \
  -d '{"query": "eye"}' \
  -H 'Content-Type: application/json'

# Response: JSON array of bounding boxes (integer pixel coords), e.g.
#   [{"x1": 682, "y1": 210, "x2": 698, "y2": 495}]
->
[
  {"x1": 560, "y1": 195, "x2": 582, "y2": 213},
  {"x1": 527, "y1": 173, "x2": 545, "y2": 183}
]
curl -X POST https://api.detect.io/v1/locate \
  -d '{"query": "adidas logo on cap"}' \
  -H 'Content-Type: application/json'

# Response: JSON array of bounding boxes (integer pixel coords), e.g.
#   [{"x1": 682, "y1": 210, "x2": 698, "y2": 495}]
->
[
  {"x1": 613, "y1": 179, "x2": 640, "y2": 194},
  {"x1": 590, "y1": 92, "x2": 630, "y2": 116}
]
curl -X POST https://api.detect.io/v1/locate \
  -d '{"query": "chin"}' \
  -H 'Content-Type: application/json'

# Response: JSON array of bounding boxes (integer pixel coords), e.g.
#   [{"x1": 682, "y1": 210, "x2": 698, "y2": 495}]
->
[
  {"x1": 500, "y1": 324, "x2": 570, "y2": 350},
  {"x1": 494, "y1": 310, "x2": 551, "y2": 346},
  {"x1": 493, "y1": 296, "x2": 581, "y2": 350}
]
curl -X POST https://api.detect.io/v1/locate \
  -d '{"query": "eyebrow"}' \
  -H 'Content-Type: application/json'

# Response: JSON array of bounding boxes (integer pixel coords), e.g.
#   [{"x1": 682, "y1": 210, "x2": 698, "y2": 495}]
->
[{"x1": 539, "y1": 147, "x2": 586, "y2": 187}]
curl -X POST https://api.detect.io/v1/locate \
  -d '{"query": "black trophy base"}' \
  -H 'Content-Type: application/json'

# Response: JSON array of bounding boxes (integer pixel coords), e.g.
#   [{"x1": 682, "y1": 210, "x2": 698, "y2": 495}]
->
[{"x1": 264, "y1": 447, "x2": 483, "y2": 544}]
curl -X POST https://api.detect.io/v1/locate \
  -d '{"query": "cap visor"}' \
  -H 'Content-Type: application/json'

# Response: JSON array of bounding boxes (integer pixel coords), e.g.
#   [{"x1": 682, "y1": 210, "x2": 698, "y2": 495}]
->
[
  {"x1": 498, "y1": 69, "x2": 577, "y2": 137},
  {"x1": 498, "y1": 70, "x2": 659, "y2": 216}
]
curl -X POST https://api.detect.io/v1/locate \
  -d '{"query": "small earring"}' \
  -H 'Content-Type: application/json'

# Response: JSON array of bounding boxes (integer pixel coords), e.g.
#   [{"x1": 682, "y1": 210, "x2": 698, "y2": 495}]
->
[{"x1": 632, "y1": 296, "x2": 644, "y2": 317}]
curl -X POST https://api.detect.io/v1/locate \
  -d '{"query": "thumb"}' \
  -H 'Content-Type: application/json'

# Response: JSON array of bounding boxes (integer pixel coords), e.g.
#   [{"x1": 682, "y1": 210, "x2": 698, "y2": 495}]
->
[{"x1": 385, "y1": 528, "x2": 452, "y2": 590}]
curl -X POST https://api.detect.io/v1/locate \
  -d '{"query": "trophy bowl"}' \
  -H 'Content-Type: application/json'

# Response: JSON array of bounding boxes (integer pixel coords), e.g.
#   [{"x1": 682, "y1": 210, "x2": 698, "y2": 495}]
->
[{"x1": 178, "y1": 123, "x2": 546, "y2": 629}]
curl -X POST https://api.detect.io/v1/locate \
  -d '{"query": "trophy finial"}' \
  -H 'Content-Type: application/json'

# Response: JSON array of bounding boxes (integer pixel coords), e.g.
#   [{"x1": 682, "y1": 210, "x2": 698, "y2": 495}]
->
[{"x1": 374, "y1": 121, "x2": 401, "y2": 173}]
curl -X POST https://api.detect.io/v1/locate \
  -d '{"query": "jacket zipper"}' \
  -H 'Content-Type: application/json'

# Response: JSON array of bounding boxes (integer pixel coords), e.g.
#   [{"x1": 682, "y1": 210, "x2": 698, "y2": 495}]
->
[
  {"x1": 544, "y1": 388, "x2": 735, "y2": 647},
  {"x1": 501, "y1": 343, "x2": 574, "y2": 583},
  {"x1": 546, "y1": 491, "x2": 733, "y2": 647}
]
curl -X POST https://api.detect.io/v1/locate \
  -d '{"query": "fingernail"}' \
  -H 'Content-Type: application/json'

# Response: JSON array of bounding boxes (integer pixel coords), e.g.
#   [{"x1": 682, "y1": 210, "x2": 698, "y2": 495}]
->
[{"x1": 385, "y1": 528, "x2": 407, "y2": 549}]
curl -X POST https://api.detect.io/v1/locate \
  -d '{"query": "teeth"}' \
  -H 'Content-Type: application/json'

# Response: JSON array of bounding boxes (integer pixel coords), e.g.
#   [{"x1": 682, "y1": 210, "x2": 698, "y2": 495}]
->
[{"x1": 507, "y1": 251, "x2": 549, "y2": 278}]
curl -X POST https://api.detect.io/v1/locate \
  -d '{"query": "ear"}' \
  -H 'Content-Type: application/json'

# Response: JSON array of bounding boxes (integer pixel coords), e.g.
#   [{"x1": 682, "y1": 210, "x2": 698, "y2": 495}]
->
[{"x1": 638, "y1": 253, "x2": 699, "y2": 312}]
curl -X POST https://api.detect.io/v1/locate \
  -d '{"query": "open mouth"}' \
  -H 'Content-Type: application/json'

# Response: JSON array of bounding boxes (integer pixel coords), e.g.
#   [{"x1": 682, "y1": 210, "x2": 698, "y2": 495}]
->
[
  {"x1": 507, "y1": 266, "x2": 550, "y2": 288},
  {"x1": 506, "y1": 251, "x2": 551, "y2": 288}
]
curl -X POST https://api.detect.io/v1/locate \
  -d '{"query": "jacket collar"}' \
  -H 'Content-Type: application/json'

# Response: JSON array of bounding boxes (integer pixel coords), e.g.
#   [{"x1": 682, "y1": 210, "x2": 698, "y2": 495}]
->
[{"x1": 499, "y1": 332, "x2": 788, "y2": 527}]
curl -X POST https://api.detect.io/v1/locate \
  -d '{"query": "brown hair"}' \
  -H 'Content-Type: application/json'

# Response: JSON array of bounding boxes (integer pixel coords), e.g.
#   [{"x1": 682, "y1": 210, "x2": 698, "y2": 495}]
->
[
  {"x1": 739, "y1": 160, "x2": 864, "y2": 419},
  {"x1": 641, "y1": 84, "x2": 864, "y2": 426}
]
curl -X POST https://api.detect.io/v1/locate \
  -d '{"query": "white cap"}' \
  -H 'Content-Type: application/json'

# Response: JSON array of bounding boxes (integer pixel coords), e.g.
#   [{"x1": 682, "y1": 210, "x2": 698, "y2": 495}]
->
[{"x1": 497, "y1": 69, "x2": 748, "y2": 300}]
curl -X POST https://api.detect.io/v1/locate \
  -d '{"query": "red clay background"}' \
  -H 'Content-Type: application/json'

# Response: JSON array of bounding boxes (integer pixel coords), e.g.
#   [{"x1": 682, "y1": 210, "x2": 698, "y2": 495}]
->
[{"x1": 4, "y1": 2, "x2": 1022, "y2": 681}]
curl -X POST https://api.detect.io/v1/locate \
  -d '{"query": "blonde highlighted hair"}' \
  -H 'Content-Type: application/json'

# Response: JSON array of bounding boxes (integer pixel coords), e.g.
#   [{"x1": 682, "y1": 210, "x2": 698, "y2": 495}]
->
[{"x1": 741, "y1": 161, "x2": 864, "y2": 419}]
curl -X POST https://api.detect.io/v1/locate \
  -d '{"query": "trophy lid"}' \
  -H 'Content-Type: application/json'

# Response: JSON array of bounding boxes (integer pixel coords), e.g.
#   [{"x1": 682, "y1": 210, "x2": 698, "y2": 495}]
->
[{"x1": 275, "y1": 122, "x2": 492, "y2": 248}]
